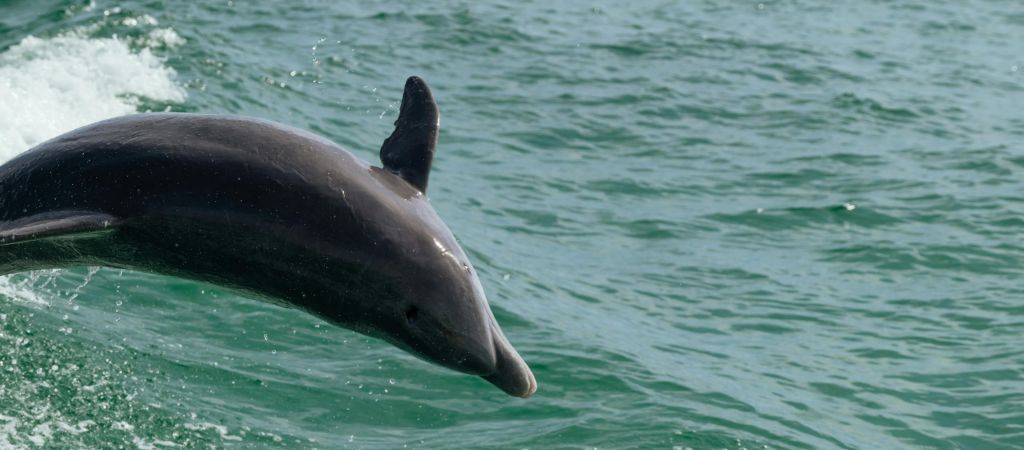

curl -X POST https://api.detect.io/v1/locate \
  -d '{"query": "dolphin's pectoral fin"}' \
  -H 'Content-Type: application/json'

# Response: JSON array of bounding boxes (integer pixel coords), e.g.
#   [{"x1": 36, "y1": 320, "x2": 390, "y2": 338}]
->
[
  {"x1": 0, "y1": 211, "x2": 122, "y2": 245},
  {"x1": 379, "y1": 76, "x2": 440, "y2": 193}
]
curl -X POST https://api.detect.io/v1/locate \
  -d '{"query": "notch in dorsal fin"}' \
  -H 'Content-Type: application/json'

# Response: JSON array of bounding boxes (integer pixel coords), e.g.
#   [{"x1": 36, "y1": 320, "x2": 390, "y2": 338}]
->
[{"x1": 380, "y1": 76, "x2": 440, "y2": 193}]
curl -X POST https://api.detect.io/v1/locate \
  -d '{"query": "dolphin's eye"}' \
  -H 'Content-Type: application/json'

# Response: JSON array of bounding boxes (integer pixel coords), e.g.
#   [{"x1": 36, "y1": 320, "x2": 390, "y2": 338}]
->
[{"x1": 405, "y1": 305, "x2": 420, "y2": 325}]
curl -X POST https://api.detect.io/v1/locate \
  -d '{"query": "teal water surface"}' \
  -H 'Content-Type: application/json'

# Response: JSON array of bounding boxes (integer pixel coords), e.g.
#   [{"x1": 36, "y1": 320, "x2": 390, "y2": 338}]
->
[{"x1": 1, "y1": 1, "x2": 1023, "y2": 448}]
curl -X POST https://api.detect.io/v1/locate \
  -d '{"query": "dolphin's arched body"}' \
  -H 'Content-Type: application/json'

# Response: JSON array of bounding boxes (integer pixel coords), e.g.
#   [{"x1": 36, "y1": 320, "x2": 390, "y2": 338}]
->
[{"x1": 0, "y1": 77, "x2": 536, "y2": 398}]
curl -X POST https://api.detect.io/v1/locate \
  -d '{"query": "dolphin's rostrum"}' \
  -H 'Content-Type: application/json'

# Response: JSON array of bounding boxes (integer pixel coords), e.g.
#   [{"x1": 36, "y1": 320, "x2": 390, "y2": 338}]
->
[{"x1": 0, "y1": 76, "x2": 537, "y2": 398}]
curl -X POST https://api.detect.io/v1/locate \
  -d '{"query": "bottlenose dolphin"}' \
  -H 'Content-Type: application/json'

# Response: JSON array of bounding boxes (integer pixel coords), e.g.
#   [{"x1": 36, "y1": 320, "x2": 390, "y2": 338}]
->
[{"x1": 0, "y1": 76, "x2": 536, "y2": 398}]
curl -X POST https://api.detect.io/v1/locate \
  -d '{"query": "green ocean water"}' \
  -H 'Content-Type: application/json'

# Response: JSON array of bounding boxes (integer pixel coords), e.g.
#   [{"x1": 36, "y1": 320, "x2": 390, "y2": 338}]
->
[{"x1": 1, "y1": 0, "x2": 1023, "y2": 448}]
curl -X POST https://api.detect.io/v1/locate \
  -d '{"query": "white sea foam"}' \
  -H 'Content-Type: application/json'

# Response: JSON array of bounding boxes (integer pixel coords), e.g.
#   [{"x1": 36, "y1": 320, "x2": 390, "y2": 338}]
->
[
  {"x1": 0, "y1": 274, "x2": 51, "y2": 307},
  {"x1": 143, "y1": 28, "x2": 187, "y2": 49},
  {"x1": 184, "y1": 422, "x2": 244, "y2": 441},
  {"x1": 0, "y1": 415, "x2": 18, "y2": 450},
  {"x1": 0, "y1": 31, "x2": 186, "y2": 162}
]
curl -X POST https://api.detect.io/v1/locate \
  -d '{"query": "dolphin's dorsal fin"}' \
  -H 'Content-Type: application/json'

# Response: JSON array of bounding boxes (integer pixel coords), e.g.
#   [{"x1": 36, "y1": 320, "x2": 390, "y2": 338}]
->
[
  {"x1": 380, "y1": 76, "x2": 440, "y2": 193},
  {"x1": 0, "y1": 211, "x2": 121, "y2": 245}
]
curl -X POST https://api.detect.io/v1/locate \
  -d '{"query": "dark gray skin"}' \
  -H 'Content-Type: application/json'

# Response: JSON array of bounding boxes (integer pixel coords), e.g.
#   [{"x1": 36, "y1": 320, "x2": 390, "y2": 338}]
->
[{"x1": 0, "y1": 76, "x2": 536, "y2": 398}]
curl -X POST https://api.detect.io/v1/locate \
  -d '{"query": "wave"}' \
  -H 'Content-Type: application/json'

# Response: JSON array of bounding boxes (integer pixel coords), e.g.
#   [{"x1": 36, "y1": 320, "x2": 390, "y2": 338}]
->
[{"x1": 0, "y1": 28, "x2": 186, "y2": 161}]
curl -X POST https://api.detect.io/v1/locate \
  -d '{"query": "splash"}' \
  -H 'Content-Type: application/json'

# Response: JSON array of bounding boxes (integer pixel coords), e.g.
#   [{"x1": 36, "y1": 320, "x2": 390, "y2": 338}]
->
[{"x1": 0, "y1": 31, "x2": 186, "y2": 161}]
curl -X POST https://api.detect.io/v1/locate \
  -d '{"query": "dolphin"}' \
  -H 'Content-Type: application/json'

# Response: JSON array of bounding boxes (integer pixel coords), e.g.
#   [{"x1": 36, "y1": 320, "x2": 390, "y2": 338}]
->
[{"x1": 0, "y1": 76, "x2": 536, "y2": 398}]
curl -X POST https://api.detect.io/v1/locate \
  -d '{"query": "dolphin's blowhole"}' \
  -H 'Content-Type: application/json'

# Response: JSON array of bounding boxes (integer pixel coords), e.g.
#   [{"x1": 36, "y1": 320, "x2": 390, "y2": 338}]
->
[{"x1": 405, "y1": 304, "x2": 420, "y2": 325}]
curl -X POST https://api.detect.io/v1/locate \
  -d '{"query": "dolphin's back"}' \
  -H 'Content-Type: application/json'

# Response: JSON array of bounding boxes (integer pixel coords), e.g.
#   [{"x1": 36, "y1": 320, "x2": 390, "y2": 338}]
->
[
  {"x1": 0, "y1": 113, "x2": 370, "y2": 221},
  {"x1": 0, "y1": 113, "x2": 413, "y2": 289}
]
